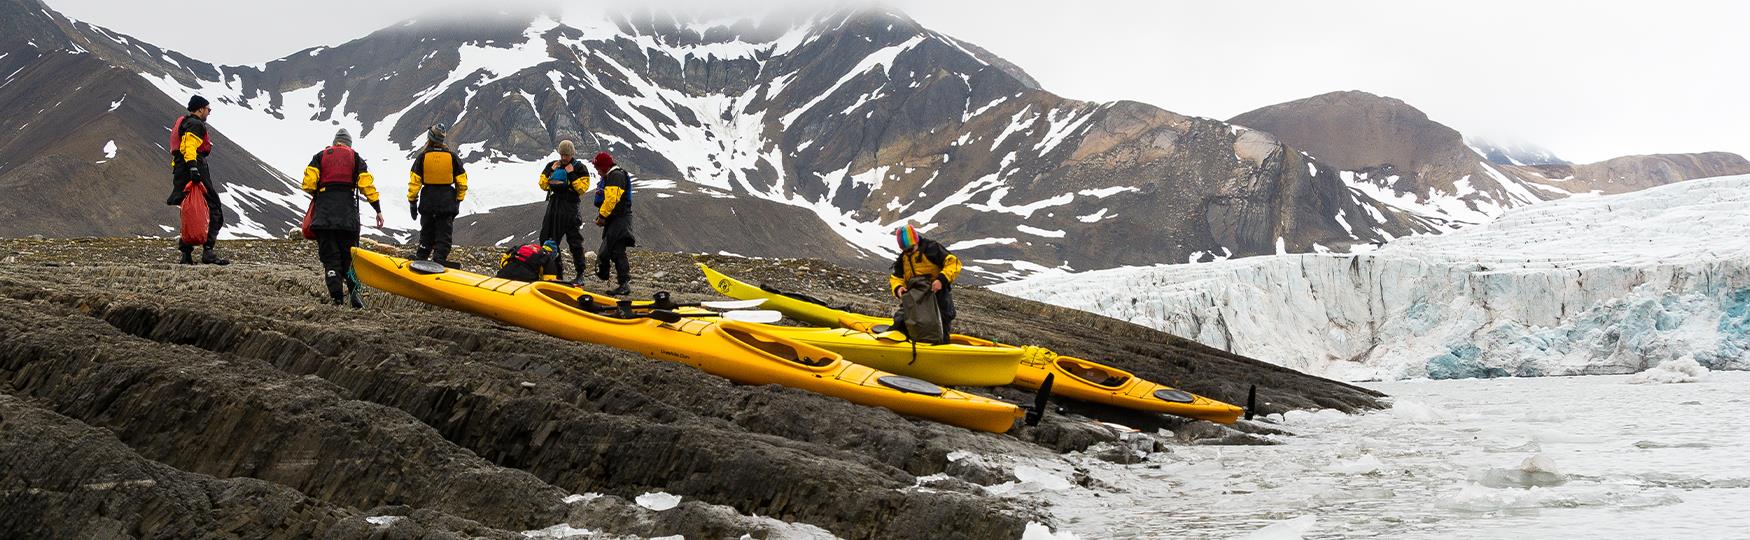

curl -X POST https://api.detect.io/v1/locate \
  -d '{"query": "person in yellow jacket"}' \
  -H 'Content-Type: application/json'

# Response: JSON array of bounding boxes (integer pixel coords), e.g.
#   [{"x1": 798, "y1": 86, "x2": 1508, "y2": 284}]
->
[
  {"x1": 407, "y1": 124, "x2": 467, "y2": 268},
  {"x1": 165, "y1": 95, "x2": 229, "y2": 265},
  {"x1": 888, "y1": 224, "x2": 961, "y2": 336},
  {"x1": 591, "y1": 152, "x2": 636, "y2": 296},
  {"x1": 301, "y1": 129, "x2": 382, "y2": 307},
  {"x1": 537, "y1": 140, "x2": 591, "y2": 284}
]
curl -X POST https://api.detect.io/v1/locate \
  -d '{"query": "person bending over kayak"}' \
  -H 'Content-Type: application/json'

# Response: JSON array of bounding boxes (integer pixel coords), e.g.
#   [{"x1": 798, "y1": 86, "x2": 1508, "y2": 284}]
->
[
  {"x1": 591, "y1": 152, "x2": 635, "y2": 296},
  {"x1": 537, "y1": 140, "x2": 591, "y2": 284},
  {"x1": 889, "y1": 224, "x2": 961, "y2": 338},
  {"x1": 301, "y1": 129, "x2": 382, "y2": 307},
  {"x1": 408, "y1": 124, "x2": 467, "y2": 268}
]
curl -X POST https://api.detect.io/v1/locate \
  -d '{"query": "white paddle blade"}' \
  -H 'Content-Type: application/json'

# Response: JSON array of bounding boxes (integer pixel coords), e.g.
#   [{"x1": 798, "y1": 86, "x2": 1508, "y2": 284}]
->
[
  {"x1": 719, "y1": 310, "x2": 784, "y2": 324},
  {"x1": 699, "y1": 299, "x2": 767, "y2": 310}
]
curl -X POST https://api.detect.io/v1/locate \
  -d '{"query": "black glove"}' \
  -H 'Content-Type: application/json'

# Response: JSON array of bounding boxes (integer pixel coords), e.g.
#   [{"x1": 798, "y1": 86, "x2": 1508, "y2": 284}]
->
[
  {"x1": 409, "y1": 205, "x2": 419, "y2": 220},
  {"x1": 182, "y1": 163, "x2": 202, "y2": 182},
  {"x1": 594, "y1": 215, "x2": 606, "y2": 227}
]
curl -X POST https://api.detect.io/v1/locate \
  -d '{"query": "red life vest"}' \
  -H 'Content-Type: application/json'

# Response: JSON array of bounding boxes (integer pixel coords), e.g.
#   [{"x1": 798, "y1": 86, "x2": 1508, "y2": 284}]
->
[
  {"x1": 317, "y1": 145, "x2": 358, "y2": 186},
  {"x1": 168, "y1": 115, "x2": 214, "y2": 157}
]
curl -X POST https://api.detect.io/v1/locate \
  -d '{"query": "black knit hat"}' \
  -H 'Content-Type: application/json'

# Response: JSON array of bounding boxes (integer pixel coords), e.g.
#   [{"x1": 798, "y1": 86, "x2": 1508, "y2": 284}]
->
[
  {"x1": 427, "y1": 123, "x2": 446, "y2": 144},
  {"x1": 186, "y1": 95, "x2": 210, "y2": 112}
]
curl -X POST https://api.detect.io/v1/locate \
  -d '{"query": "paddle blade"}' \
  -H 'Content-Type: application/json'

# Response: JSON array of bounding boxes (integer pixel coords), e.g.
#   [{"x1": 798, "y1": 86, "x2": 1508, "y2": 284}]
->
[
  {"x1": 718, "y1": 310, "x2": 784, "y2": 324},
  {"x1": 699, "y1": 299, "x2": 767, "y2": 310}
]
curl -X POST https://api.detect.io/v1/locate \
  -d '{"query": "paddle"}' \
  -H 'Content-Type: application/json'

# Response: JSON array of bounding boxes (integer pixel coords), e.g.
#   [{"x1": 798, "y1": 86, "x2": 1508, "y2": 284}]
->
[
  {"x1": 644, "y1": 291, "x2": 766, "y2": 311},
  {"x1": 639, "y1": 309, "x2": 783, "y2": 324},
  {"x1": 1023, "y1": 373, "x2": 1055, "y2": 427},
  {"x1": 1244, "y1": 384, "x2": 1257, "y2": 421}
]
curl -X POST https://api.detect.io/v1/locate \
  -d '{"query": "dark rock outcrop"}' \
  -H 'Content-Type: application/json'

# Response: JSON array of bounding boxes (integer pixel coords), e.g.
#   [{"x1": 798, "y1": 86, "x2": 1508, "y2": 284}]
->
[{"x1": 0, "y1": 238, "x2": 1385, "y2": 539}]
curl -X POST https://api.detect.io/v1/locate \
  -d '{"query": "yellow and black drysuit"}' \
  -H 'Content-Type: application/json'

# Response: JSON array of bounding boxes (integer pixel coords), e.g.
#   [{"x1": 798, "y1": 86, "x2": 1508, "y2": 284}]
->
[
  {"x1": 407, "y1": 143, "x2": 467, "y2": 264},
  {"x1": 167, "y1": 113, "x2": 226, "y2": 261},
  {"x1": 537, "y1": 157, "x2": 591, "y2": 281},
  {"x1": 303, "y1": 143, "x2": 380, "y2": 305},
  {"x1": 592, "y1": 159, "x2": 635, "y2": 288},
  {"x1": 888, "y1": 237, "x2": 962, "y2": 336}
]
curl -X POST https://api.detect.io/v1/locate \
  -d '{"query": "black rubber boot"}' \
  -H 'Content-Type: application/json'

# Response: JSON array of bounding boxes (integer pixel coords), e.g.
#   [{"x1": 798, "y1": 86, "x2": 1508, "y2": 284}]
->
[
  {"x1": 607, "y1": 283, "x2": 631, "y2": 296},
  {"x1": 329, "y1": 295, "x2": 344, "y2": 306},
  {"x1": 201, "y1": 248, "x2": 230, "y2": 266},
  {"x1": 414, "y1": 246, "x2": 432, "y2": 261},
  {"x1": 179, "y1": 251, "x2": 195, "y2": 265}
]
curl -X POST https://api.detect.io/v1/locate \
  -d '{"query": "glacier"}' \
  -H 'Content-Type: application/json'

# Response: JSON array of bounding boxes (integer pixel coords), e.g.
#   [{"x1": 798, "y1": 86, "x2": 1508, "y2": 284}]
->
[{"x1": 992, "y1": 174, "x2": 1750, "y2": 381}]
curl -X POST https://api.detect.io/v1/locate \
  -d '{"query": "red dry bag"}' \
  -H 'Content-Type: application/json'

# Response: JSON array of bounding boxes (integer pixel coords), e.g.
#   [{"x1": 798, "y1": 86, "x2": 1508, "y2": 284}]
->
[
  {"x1": 180, "y1": 182, "x2": 210, "y2": 246},
  {"x1": 300, "y1": 199, "x2": 317, "y2": 240}
]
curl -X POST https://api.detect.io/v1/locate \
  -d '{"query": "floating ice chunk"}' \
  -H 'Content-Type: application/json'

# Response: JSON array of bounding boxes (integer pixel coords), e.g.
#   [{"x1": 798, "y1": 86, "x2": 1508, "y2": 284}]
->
[
  {"x1": 1022, "y1": 522, "x2": 1082, "y2": 540},
  {"x1": 1239, "y1": 515, "x2": 1316, "y2": 539},
  {"x1": 1629, "y1": 357, "x2": 1710, "y2": 384},
  {"x1": 1325, "y1": 454, "x2": 1384, "y2": 475},
  {"x1": 1386, "y1": 400, "x2": 1448, "y2": 423},
  {"x1": 1474, "y1": 454, "x2": 1567, "y2": 488},
  {"x1": 1012, "y1": 465, "x2": 1073, "y2": 491},
  {"x1": 521, "y1": 523, "x2": 594, "y2": 538},
  {"x1": 1280, "y1": 409, "x2": 1349, "y2": 426},
  {"x1": 634, "y1": 491, "x2": 682, "y2": 511}
]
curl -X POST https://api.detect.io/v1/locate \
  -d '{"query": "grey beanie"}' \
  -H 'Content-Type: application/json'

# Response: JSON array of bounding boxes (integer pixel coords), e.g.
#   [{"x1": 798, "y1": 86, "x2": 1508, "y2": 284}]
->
[
  {"x1": 333, "y1": 128, "x2": 352, "y2": 147},
  {"x1": 428, "y1": 123, "x2": 446, "y2": 144},
  {"x1": 557, "y1": 139, "x2": 575, "y2": 157}
]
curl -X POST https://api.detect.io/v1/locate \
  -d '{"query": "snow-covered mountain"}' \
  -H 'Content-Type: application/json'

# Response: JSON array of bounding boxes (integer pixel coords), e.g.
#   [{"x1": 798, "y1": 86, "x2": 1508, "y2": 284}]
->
[
  {"x1": 1466, "y1": 136, "x2": 1568, "y2": 167},
  {"x1": 0, "y1": 0, "x2": 301, "y2": 238},
  {"x1": 994, "y1": 174, "x2": 1750, "y2": 381},
  {"x1": 2, "y1": 0, "x2": 1420, "y2": 275},
  {"x1": 5, "y1": 0, "x2": 1746, "y2": 281}
]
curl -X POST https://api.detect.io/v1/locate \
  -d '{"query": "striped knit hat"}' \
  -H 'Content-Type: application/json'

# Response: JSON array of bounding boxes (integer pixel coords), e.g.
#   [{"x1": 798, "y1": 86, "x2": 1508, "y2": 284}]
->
[{"x1": 895, "y1": 225, "x2": 920, "y2": 251}]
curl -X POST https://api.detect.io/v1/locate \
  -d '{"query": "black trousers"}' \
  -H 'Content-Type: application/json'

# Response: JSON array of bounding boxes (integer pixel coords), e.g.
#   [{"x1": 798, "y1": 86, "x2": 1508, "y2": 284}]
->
[
  {"x1": 540, "y1": 204, "x2": 586, "y2": 278},
  {"x1": 597, "y1": 234, "x2": 631, "y2": 284},
  {"x1": 178, "y1": 188, "x2": 225, "y2": 253},
  {"x1": 315, "y1": 229, "x2": 359, "y2": 299},
  {"x1": 416, "y1": 212, "x2": 456, "y2": 262}
]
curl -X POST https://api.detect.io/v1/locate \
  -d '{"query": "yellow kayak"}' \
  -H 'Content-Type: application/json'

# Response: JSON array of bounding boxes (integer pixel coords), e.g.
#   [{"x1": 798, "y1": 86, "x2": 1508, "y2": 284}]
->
[
  {"x1": 697, "y1": 263, "x2": 1022, "y2": 386},
  {"x1": 1015, "y1": 347, "x2": 1242, "y2": 424},
  {"x1": 697, "y1": 262, "x2": 1244, "y2": 423},
  {"x1": 353, "y1": 249, "x2": 1024, "y2": 432}
]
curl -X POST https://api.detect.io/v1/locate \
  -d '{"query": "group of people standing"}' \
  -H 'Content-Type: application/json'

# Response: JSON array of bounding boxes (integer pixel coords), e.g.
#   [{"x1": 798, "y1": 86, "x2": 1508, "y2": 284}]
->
[
  {"x1": 166, "y1": 94, "x2": 956, "y2": 337},
  {"x1": 167, "y1": 95, "x2": 637, "y2": 307}
]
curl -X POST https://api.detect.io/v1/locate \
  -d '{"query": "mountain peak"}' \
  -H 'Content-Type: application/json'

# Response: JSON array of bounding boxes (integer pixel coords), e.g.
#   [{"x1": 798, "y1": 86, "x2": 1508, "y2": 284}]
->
[{"x1": 1229, "y1": 90, "x2": 1460, "y2": 173}]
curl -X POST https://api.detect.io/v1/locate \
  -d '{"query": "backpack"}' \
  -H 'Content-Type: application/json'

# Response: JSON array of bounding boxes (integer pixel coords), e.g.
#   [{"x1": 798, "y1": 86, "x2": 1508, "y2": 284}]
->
[
  {"x1": 593, "y1": 168, "x2": 633, "y2": 207},
  {"x1": 495, "y1": 243, "x2": 554, "y2": 282},
  {"x1": 168, "y1": 115, "x2": 187, "y2": 157},
  {"x1": 896, "y1": 276, "x2": 946, "y2": 344}
]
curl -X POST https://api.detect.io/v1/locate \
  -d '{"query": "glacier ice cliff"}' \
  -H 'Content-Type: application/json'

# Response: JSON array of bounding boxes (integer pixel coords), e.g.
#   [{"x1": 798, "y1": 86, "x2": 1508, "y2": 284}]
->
[{"x1": 994, "y1": 175, "x2": 1750, "y2": 380}]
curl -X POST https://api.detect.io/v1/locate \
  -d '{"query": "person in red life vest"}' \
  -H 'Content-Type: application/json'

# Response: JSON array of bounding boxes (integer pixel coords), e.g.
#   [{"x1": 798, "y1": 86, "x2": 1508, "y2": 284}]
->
[
  {"x1": 537, "y1": 139, "x2": 591, "y2": 285},
  {"x1": 407, "y1": 124, "x2": 468, "y2": 268},
  {"x1": 302, "y1": 129, "x2": 382, "y2": 307},
  {"x1": 591, "y1": 152, "x2": 635, "y2": 296},
  {"x1": 164, "y1": 95, "x2": 229, "y2": 265}
]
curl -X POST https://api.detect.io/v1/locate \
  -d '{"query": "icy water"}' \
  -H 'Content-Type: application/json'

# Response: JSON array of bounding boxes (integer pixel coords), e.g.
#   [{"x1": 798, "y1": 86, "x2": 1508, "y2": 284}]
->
[{"x1": 1013, "y1": 371, "x2": 1750, "y2": 539}]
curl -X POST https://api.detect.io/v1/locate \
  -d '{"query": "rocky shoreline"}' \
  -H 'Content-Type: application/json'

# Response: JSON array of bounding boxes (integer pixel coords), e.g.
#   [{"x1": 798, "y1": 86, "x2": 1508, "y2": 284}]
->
[{"x1": 0, "y1": 238, "x2": 1383, "y2": 539}]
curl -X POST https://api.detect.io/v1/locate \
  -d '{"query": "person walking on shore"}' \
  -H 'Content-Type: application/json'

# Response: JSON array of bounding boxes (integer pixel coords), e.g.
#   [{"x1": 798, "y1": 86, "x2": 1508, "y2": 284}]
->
[
  {"x1": 166, "y1": 95, "x2": 229, "y2": 265},
  {"x1": 407, "y1": 124, "x2": 467, "y2": 268},
  {"x1": 302, "y1": 129, "x2": 382, "y2": 307}
]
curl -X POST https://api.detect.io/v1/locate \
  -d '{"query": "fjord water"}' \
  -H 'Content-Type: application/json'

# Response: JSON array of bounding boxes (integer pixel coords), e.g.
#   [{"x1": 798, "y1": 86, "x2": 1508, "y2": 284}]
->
[{"x1": 1020, "y1": 371, "x2": 1750, "y2": 539}]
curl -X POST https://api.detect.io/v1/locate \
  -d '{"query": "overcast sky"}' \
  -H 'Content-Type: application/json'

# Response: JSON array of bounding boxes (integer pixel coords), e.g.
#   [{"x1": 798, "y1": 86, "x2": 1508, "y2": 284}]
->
[{"x1": 47, "y1": 0, "x2": 1747, "y2": 163}]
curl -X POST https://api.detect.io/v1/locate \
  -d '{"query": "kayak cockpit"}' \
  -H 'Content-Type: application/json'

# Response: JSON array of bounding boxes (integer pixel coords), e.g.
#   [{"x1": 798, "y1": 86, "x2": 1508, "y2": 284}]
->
[
  {"x1": 721, "y1": 325, "x2": 836, "y2": 368},
  {"x1": 1057, "y1": 357, "x2": 1131, "y2": 388}
]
